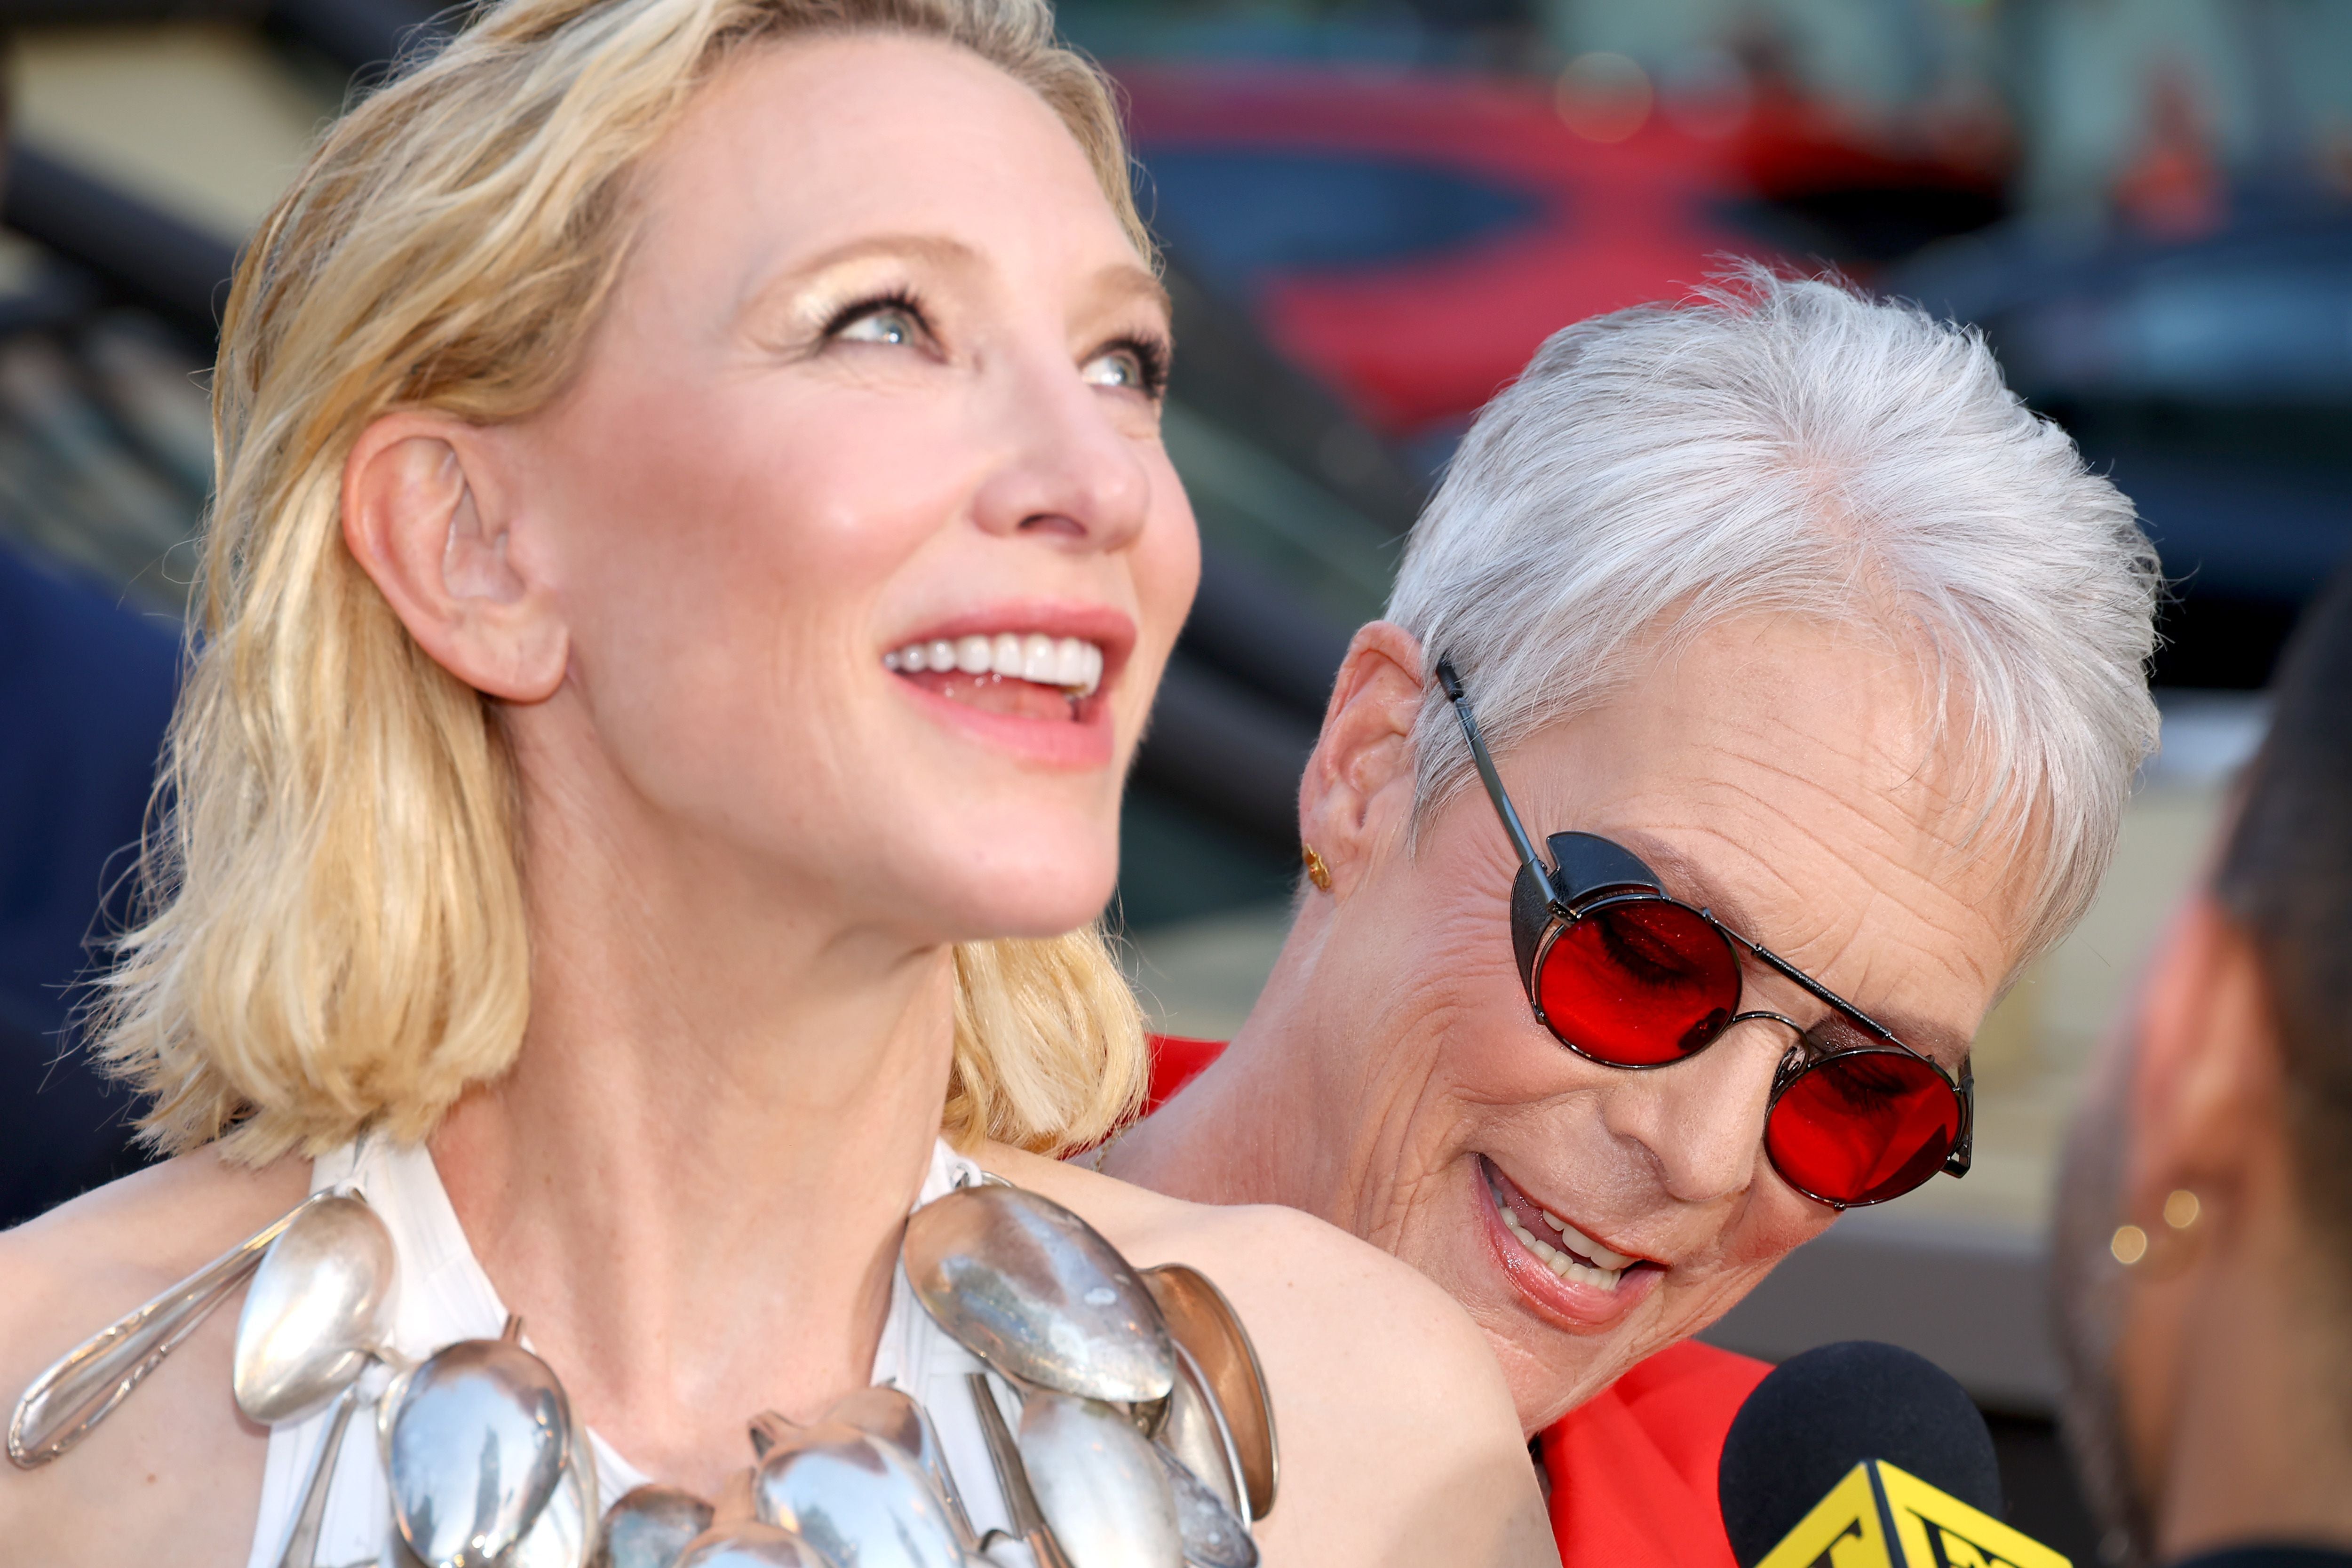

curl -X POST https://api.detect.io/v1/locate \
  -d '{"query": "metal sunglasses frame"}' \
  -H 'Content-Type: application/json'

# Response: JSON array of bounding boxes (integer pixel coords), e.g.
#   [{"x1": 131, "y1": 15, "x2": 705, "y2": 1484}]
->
[{"x1": 1434, "y1": 657, "x2": 1972, "y2": 1209}]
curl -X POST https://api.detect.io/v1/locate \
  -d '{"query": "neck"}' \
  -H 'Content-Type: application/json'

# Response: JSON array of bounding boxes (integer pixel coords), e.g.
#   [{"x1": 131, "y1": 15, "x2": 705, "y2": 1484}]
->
[
  {"x1": 430, "y1": 718, "x2": 957, "y2": 1495},
  {"x1": 2150, "y1": 1195, "x2": 2352, "y2": 1560},
  {"x1": 1106, "y1": 906, "x2": 1352, "y2": 1219}
]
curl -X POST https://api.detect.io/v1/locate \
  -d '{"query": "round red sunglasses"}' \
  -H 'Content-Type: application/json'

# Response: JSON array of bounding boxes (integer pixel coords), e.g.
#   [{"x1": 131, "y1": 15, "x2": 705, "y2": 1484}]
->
[{"x1": 1436, "y1": 658, "x2": 1972, "y2": 1209}]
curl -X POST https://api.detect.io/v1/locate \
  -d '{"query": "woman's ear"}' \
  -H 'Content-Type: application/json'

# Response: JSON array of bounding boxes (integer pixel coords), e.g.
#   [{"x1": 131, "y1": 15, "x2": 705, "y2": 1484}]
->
[
  {"x1": 1298, "y1": 621, "x2": 1426, "y2": 897},
  {"x1": 2123, "y1": 895, "x2": 2285, "y2": 1215},
  {"x1": 342, "y1": 411, "x2": 566, "y2": 703}
]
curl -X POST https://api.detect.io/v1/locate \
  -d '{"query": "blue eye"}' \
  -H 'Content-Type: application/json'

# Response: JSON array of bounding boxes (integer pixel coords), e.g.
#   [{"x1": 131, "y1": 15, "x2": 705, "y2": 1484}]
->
[
  {"x1": 835, "y1": 304, "x2": 918, "y2": 346},
  {"x1": 1081, "y1": 337, "x2": 1169, "y2": 398},
  {"x1": 1083, "y1": 347, "x2": 1144, "y2": 388}
]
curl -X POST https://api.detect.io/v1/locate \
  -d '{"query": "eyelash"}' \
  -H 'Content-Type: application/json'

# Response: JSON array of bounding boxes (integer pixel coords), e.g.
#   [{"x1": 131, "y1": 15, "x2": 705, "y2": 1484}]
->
[
  {"x1": 819, "y1": 288, "x2": 1171, "y2": 401},
  {"x1": 819, "y1": 286, "x2": 931, "y2": 345},
  {"x1": 1104, "y1": 334, "x2": 1172, "y2": 401}
]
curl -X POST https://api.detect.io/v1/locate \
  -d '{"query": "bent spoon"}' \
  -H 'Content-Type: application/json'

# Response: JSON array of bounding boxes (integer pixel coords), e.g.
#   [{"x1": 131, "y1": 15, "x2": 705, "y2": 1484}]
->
[
  {"x1": 594, "y1": 1483, "x2": 715, "y2": 1568},
  {"x1": 389, "y1": 1314, "x2": 574, "y2": 1568},
  {"x1": 231, "y1": 1194, "x2": 400, "y2": 1568},
  {"x1": 820, "y1": 1385, "x2": 978, "y2": 1552},
  {"x1": 751, "y1": 1416, "x2": 969, "y2": 1568},
  {"x1": 8, "y1": 1190, "x2": 332, "y2": 1468},
  {"x1": 902, "y1": 1184, "x2": 1174, "y2": 1408},
  {"x1": 1139, "y1": 1266, "x2": 1277, "y2": 1522}
]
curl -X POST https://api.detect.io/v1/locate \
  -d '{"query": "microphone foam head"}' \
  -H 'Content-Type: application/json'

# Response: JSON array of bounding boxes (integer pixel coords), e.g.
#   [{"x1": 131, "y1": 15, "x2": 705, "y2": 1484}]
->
[{"x1": 1717, "y1": 1340, "x2": 2002, "y2": 1568}]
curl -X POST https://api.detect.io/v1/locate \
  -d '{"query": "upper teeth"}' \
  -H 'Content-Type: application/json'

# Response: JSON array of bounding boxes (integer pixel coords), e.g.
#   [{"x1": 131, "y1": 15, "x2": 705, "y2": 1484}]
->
[
  {"x1": 1544, "y1": 1212, "x2": 1637, "y2": 1272},
  {"x1": 1490, "y1": 1172, "x2": 1639, "y2": 1288},
  {"x1": 884, "y1": 634, "x2": 1103, "y2": 696}
]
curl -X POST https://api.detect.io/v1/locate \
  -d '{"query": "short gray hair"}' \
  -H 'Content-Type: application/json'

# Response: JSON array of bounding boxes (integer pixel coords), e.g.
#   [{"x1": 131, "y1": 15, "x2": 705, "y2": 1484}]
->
[{"x1": 1390, "y1": 269, "x2": 2161, "y2": 974}]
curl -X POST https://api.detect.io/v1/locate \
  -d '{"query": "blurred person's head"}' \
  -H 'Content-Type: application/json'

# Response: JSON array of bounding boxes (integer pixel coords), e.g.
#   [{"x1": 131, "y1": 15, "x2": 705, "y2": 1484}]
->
[
  {"x1": 95, "y1": 0, "x2": 1194, "y2": 1164},
  {"x1": 1132, "y1": 271, "x2": 2161, "y2": 1432},
  {"x1": 2055, "y1": 572, "x2": 2352, "y2": 1567}
]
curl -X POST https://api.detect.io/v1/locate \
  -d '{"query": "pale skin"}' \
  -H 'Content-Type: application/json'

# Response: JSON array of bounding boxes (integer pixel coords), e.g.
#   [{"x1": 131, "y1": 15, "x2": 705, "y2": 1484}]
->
[
  {"x1": 0, "y1": 35, "x2": 1547, "y2": 1567},
  {"x1": 2093, "y1": 898, "x2": 2352, "y2": 1560},
  {"x1": 1107, "y1": 617, "x2": 2032, "y2": 1433}
]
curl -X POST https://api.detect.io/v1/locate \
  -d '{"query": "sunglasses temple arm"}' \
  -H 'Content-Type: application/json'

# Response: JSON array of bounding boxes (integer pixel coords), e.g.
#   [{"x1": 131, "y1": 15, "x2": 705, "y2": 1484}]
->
[{"x1": 1435, "y1": 658, "x2": 1558, "y2": 904}]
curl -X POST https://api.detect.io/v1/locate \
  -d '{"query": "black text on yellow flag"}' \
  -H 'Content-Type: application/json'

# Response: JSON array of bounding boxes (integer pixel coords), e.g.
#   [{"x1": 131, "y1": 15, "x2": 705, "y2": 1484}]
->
[{"x1": 1754, "y1": 1458, "x2": 2071, "y2": 1568}]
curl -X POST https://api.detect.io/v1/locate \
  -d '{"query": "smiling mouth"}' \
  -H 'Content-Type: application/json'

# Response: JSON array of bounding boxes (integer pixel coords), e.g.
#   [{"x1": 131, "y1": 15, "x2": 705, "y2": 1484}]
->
[
  {"x1": 1479, "y1": 1155, "x2": 1654, "y2": 1293},
  {"x1": 885, "y1": 632, "x2": 1104, "y2": 721}
]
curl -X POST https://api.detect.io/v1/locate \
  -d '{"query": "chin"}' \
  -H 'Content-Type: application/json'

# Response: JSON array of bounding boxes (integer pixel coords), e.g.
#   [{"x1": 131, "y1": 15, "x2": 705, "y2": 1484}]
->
[{"x1": 926, "y1": 842, "x2": 1120, "y2": 941}]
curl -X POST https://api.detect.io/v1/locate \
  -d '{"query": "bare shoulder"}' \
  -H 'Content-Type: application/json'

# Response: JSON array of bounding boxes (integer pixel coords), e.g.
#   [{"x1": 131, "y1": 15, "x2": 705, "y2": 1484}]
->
[
  {"x1": 986, "y1": 1144, "x2": 1508, "y2": 1385},
  {"x1": 0, "y1": 1150, "x2": 308, "y2": 1568},
  {"x1": 984, "y1": 1146, "x2": 1552, "y2": 1568}
]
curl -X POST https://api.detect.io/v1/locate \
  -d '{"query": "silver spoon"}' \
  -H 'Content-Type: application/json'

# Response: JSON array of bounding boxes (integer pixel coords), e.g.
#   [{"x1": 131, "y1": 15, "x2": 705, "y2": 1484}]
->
[
  {"x1": 1151, "y1": 1341, "x2": 1246, "y2": 1525},
  {"x1": 1153, "y1": 1449, "x2": 1257, "y2": 1568},
  {"x1": 233, "y1": 1194, "x2": 397, "y2": 1423},
  {"x1": 389, "y1": 1314, "x2": 573, "y2": 1568},
  {"x1": 966, "y1": 1374, "x2": 1073, "y2": 1568},
  {"x1": 751, "y1": 1417, "x2": 969, "y2": 1568},
  {"x1": 675, "y1": 1522, "x2": 839, "y2": 1568},
  {"x1": 820, "y1": 1386, "x2": 977, "y2": 1551},
  {"x1": 594, "y1": 1483, "x2": 715, "y2": 1568},
  {"x1": 1139, "y1": 1267, "x2": 1277, "y2": 1521},
  {"x1": 8, "y1": 1191, "x2": 331, "y2": 1468},
  {"x1": 569, "y1": 1405, "x2": 603, "y2": 1568},
  {"x1": 902, "y1": 1185, "x2": 1174, "y2": 1407},
  {"x1": 1016, "y1": 1391, "x2": 1183, "y2": 1568},
  {"x1": 230, "y1": 1194, "x2": 399, "y2": 1567}
]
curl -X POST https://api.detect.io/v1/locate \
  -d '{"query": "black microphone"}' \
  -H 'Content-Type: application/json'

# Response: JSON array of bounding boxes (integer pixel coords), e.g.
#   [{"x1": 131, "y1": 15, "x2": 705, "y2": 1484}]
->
[{"x1": 1718, "y1": 1341, "x2": 2068, "y2": 1568}]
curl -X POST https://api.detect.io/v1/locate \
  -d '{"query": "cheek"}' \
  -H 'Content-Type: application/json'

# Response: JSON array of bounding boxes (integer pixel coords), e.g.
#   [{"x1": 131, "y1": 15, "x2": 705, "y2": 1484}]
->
[
  {"x1": 1711, "y1": 1189, "x2": 1836, "y2": 1274},
  {"x1": 1134, "y1": 454, "x2": 1200, "y2": 627},
  {"x1": 1363, "y1": 890, "x2": 1526, "y2": 1078},
  {"x1": 1105, "y1": 453, "x2": 1198, "y2": 722},
  {"x1": 1348, "y1": 850, "x2": 1584, "y2": 1122},
  {"x1": 544, "y1": 379, "x2": 974, "y2": 693}
]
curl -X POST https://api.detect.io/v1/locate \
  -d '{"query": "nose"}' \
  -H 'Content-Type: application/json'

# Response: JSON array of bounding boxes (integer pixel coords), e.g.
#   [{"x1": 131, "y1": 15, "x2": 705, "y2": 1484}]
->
[
  {"x1": 1598, "y1": 1020, "x2": 1792, "y2": 1205},
  {"x1": 968, "y1": 344, "x2": 1154, "y2": 554}
]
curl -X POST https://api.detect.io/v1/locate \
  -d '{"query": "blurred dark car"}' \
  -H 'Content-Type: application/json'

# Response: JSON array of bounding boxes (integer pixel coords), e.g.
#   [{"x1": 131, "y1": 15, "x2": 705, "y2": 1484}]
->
[{"x1": 1895, "y1": 206, "x2": 2352, "y2": 688}]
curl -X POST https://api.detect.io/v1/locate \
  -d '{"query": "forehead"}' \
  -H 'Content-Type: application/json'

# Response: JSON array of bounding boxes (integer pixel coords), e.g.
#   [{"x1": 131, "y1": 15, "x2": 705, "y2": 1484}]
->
[
  {"x1": 1491, "y1": 615, "x2": 2029, "y2": 1058},
  {"x1": 628, "y1": 32, "x2": 1139, "y2": 299}
]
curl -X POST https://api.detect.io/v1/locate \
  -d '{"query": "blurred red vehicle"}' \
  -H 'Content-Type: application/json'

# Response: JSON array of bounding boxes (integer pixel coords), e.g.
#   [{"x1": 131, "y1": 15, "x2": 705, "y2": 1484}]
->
[{"x1": 1118, "y1": 62, "x2": 2008, "y2": 446}]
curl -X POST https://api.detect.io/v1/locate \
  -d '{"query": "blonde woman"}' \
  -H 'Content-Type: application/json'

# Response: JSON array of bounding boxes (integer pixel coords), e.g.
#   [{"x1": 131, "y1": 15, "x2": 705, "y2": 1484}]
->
[{"x1": 0, "y1": 3, "x2": 1548, "y2": 1565}]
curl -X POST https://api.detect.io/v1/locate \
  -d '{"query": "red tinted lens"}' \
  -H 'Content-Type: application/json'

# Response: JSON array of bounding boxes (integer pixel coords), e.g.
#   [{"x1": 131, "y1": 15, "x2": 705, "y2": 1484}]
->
[
  {"x1": 1764, "y1": 1049, "x2": 1959, "y2": 1205},
  {"x1": 1534, "y1": 900, "x2": 1740, "y2": 1067}
]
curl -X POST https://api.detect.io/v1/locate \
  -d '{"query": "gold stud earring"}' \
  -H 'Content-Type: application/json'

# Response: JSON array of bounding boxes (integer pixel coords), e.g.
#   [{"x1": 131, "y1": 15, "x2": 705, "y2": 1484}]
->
[{"x1": 1302, "y1": 844, "x2": 1333, "y2": 892}]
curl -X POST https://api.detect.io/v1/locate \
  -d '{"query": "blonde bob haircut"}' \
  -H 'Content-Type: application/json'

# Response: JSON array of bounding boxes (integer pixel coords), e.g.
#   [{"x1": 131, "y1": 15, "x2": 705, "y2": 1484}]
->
[{"x1": 97, "y1": 0, "x2": 1151, "y2": 1163}]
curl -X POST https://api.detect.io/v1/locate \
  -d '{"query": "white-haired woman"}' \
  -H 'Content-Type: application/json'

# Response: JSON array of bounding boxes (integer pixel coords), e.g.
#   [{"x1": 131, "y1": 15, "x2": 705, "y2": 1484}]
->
[
  {"x1": 0, "y1": 3, "x2": 1550, "y2": 1565},
  {"x1": 1104, "y1": 273, "x2": 2161, "y2": 1567}
]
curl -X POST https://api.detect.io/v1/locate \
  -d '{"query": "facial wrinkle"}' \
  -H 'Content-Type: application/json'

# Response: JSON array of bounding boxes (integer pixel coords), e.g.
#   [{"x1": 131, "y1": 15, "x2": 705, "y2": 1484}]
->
[
  {"x1": 1658, "y1": 775, "x2": 2005, "y2": 1029},
  {"x1": 1349, "y1": 984, "x2": 1472, "y2": 1252}
]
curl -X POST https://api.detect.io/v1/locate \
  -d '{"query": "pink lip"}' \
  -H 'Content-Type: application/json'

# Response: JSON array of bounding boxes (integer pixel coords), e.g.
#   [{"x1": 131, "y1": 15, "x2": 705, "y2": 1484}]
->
[
  {"x1": 1473, "y1": 1156, "x2": 1661, "y2": 1332},
  {"x1": 885, "y1": 602, "x2": 1136, "y2": 772},
  {"x1": 895, "y1": 679, "x2": 1115, "y2": 769}
]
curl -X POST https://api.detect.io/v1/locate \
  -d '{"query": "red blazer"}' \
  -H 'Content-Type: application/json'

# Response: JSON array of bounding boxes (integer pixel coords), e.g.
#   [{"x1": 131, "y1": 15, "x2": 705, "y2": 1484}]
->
[{"x1": 1141, "y1": 1036, "x2": 1767, "y2": 1568}]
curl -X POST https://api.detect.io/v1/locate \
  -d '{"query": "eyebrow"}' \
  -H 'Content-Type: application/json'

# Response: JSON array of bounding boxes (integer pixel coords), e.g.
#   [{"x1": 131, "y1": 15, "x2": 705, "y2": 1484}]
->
[
  {"x1": 1086, "y1": 261, "x2": 1173, "y2": 324},
  {"x1": 1615, "y1": 830, "x2": 1974, "y2": 1070},
  {"x1": 751, "y1": 234, "x2": 1171, "y2": 331},
  {"x1": 1615, "y1": 831, "x2": 1770, "y2": 938},
  {"x1": 764, "y1": 231, "x2": 982, "y2": 288}
]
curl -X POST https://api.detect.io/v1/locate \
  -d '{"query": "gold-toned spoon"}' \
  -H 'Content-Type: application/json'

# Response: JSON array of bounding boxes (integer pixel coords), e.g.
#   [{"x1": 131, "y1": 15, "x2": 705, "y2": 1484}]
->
[{"x1": 1141, "y1": 1265, "x2": 1279, "y2": 1521}]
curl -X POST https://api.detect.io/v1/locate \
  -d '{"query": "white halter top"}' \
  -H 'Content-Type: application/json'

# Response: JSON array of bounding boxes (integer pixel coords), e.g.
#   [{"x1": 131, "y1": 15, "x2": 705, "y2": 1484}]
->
[{"x1": 245, "y1": 1137, "x2": 1030, "y2": 1568}]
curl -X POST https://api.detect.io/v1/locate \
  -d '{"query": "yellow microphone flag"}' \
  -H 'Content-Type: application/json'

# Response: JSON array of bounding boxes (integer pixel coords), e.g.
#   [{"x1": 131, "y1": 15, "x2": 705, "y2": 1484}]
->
[{"x1": 1752, "y1": 1459, "x2": 2072, "y2": 1568}]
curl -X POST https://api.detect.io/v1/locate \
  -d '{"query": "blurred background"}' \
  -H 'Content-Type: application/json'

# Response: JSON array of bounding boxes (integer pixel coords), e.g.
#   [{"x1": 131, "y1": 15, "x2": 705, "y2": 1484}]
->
[{"x1": 3, "y1": 1, "x2": 2346, "y2": 1555}]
